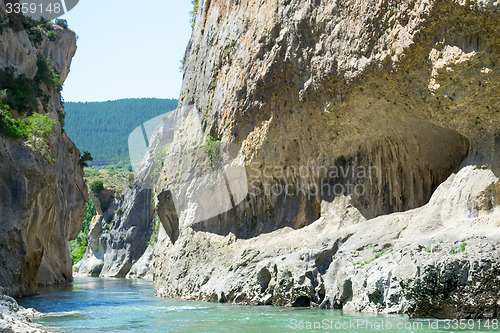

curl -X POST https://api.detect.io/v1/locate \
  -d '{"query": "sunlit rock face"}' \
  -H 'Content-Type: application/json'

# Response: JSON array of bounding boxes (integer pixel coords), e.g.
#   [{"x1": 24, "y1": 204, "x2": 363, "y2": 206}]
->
[
  {"x1": 150, "y1": 0, "x2": 499, "y2": 315},
  {"x1": 78, "y1": 0, "x2": 496, "y2": 317},
  {"x1": 0, "y1": 10, "x2": 86, "y2": 297},
  {"x1": 154, "y1": 0, "x2": 497, "y2": 238},
  {"x1": 75, "y1": 186, "x2": 154, "y2": 279},
  {"x1": 153, "y1": 166, "x2": 500, "y2": 318}
]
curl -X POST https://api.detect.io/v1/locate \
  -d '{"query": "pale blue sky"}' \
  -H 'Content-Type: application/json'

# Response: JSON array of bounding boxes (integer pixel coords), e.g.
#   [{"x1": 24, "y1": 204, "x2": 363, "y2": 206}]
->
[{"x1": 60, "y1": 0, "x2": 193, "y2": 102}]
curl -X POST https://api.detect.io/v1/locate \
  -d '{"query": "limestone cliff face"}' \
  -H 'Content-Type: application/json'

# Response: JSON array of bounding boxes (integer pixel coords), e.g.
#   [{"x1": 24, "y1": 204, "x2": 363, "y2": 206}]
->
[
  {"x1": 155, "y1": 0, "x2": 497, "y2": 238},
  {"x1": 75, "y1": 113, "x2": 177, "y2": 279},
  {"x1": 147, "y1": 0, "x2": 500, "y2": 318},
  {"x1": 75, "y1": 186, "x2": 154, "y2": 279},
  {"x1": 155, "y1": 166, "x2": 500, "y2": 318},
  {"x1": 0, "y1": 9, "x2": 86, "y2": 297}
]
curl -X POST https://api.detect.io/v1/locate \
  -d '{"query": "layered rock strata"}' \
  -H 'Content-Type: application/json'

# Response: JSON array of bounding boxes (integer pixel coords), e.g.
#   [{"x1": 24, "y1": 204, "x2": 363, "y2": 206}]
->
[
  {"x1": 150, "y1": 0, "x2": 499, "y2": 318},
  {"x1": 0, "y1": 9, "x2": 86, "y2": 297}
]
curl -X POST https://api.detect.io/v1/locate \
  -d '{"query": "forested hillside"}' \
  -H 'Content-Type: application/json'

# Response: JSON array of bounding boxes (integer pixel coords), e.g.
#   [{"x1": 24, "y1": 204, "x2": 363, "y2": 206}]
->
[{"x1": 65, "y1": 98, "x2": 177, "y2": 166}]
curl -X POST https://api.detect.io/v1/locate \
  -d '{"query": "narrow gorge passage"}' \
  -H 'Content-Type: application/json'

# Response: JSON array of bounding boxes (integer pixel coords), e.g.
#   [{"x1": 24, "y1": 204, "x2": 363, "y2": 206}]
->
[{"x1": 0, "y1": 0, "x2": 499, "y2": 332}]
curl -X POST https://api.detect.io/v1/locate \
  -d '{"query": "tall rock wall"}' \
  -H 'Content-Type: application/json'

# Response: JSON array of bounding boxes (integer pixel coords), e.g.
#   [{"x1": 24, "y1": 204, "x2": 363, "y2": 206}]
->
[
  {"x1": 148, "y1": 0, "x2": 500, "y2": 318},
  {"x1": 75, "y1": 186, "x2": 154, "y2": 279},
  {"x1": 154, "y1": 0, "x2": 497, "y2": 238},
  {"x1": 0, "y1": 8, "x2": 86, "y2": 297}
]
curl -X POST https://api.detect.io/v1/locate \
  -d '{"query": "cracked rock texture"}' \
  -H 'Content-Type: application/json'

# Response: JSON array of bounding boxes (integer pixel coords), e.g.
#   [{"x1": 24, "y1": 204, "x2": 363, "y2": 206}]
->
[
  {"x1": 75, "y1": 186, "x2": 154, "y2": 279},
  {"x1": 147, "y1": 0, "x2": 500, "y2": 318},
  {"x1": 155, "y1": 166, "x2": 500, "y2": 318},
  {"x1": 0, "y1": 9, "x2": 86, "y2": 298},
  {"x1": 0, "y1": 289, "x2": 46, "y2": 333}
]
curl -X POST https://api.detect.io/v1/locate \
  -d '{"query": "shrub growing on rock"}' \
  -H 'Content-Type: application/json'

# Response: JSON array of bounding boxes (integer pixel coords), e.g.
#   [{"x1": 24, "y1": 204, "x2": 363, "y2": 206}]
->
[{"x1": 90, "y1": 180, "x2": 104, "y2": 193}]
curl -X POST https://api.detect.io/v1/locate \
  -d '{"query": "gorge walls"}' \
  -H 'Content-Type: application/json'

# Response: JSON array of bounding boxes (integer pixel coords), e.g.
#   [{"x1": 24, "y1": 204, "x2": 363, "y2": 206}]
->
[
  {"x1": 71, "y1": 0, "x2": 500, "y2": 318},
  {"x1": 154, "y1": 0, "x2": 497, "y2": 237},
  {"x1": 0, "y1": 8, "x2": 86, "y2": 297},
  {"x1": 147, "y1": 0, "x2": 499, "y2": 318}
]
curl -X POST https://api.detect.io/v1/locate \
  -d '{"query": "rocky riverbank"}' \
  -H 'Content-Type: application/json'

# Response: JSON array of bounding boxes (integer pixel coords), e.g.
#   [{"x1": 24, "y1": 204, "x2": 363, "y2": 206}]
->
[
  {"x1": 153, "y1": 166, "x2": 499, "y2": 318},
  {"x1": 0, "y1": 291, "x2": 47, "y2": 333}
]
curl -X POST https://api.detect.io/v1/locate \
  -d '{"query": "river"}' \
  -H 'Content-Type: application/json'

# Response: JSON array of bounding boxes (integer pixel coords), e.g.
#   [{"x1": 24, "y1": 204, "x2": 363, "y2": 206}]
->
[{"x1": 17, "y1": 277, "x2": 493, "y2": 332}]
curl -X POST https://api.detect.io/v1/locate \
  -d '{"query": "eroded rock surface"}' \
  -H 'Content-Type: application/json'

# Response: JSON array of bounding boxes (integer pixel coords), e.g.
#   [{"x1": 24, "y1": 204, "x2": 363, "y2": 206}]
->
[
  {"x1": 0, "y1": 290, "x2": 46, "y2": 333},
  {"x1": 155, "y1": 166, "x2": 500, "y2": 318},
  {"x1": 149, "y1": 0, "x2": 499, "y2": 318},
  {"x1": 0, "y1": 10, "x2": 86, "y2": 297},
  {"x1": 152, "y1": 0, "x2": 498, "y2": 237},
  {"x1": 76, "y1": 186, "x2": 154, "y2": 278}
]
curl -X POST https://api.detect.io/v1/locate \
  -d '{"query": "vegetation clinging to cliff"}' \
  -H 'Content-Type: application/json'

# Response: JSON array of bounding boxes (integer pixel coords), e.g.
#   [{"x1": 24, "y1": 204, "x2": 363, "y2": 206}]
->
[
  {"x1": 69, "y1": 200, "x2": 96, "y2": 265},
  {"x1": 0, "y1": 106, "x2": 28, "y2": 137},
  {"x1": 79, "y1": 151, "x2": 93, "y2": 167},
  {"x1": 55, "y1": 19, "x2": 68, "y2": 29},
  {"x1": 0, "y1": 68, "x2": 39, "y2": 113},
  {"x1": 0, "y1": 53, "x2": 63, "y2": 118},
  {"x1": 24, "y1": 112, "x2": 57, "y2": 162},
  {"x1": 190, "y1": 0, "x2": 199, "y2": 29},
  {"x1": 35, "y1": 54, "x2": 63, "y2": 92},
  {"x1": 0, "y1": 53, "x2": 62, "y2": 162},
  {"x1": 202, "y1": 136, "x2": 221, "y2": 169},
  {"x1": 23, "y1": 17, "x2": 58, "y2": 45},
  {"x1": 0, "y1": 105, "x2": 56, "y2": 162},
  {"x1": 147, "y1": 215, "x2": 160, "y2": 247}
]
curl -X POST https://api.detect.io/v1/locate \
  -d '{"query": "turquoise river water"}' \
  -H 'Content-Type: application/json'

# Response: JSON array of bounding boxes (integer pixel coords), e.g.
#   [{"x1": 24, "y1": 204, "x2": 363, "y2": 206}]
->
[{"x1": 17, "y1": 277, "x2": 497, "y2": 332}]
